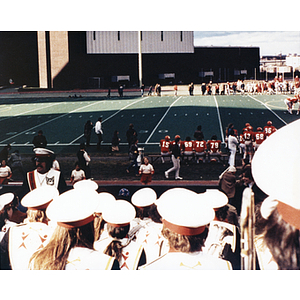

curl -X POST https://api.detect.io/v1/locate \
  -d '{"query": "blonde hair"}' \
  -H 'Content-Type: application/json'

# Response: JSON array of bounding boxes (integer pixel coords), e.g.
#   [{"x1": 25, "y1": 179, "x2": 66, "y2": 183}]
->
[
  {"x1": 29, "y1": 222, "x2": 95, "y2": 270},
  {"x1": 24, "y1": 209, "x2": 47, "y2": 223}
]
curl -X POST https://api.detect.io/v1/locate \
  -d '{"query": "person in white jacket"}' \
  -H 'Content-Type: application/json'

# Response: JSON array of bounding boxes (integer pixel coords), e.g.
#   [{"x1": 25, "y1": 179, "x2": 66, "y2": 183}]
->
[
  {"x1": 95, "y1": 117, "x2": 103, "y2": 150},
  {"x1": 227, "y1": 131, "x2": 239, "y2": 167}
]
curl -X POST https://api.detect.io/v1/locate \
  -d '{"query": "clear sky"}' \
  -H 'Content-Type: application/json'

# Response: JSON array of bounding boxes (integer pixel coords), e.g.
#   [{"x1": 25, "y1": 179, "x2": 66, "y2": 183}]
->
[{"x1": 194, "y1": 31, "x2": 300, "y2": 57}]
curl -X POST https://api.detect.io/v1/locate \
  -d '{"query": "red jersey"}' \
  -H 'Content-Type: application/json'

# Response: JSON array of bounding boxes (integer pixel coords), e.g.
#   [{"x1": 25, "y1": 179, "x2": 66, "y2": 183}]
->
[
  {"x1": 207, "y1": 140, "x2": 221, "y2": 153},
  {"x1": 243, "y1": 131, "x2": 254, "y2": 141},
  {"x1": 264, "y1": 125, "x2": 276, "y2": 137},
  {"x1": 254, "y1": 131, "x2": 266, "y2": 144},
  {"x1": 193, "y1": 140, "x2": 207, "y2": 153},
  {"x1": 160, "y1": 139, "x2": 171, "y2": 153},
  {"x1": 182, "y1": 140, "x2": 194, "y2": 152}
]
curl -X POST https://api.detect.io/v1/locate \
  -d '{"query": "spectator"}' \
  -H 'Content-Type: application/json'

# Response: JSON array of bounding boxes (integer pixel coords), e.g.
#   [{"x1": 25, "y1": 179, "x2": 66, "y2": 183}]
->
[
  {"x1": 139, "y1": 157, "x2": 154, "y2": 185},
  {"x1": 0, "y1": 159, "x2": 12, "y2": 184},
  {"x1": 111, "y1": 130, "x2": 120, "y2": 153},
  {"x1": 219, "y1": 166, "x2": 237, "y2": 203},
  {"x1": 70, "y1": 161, "x2": 86, "y2": 185},
  {"x1": 126, "y1": 138, "x2": 139, "y2": 176},
  {"x1": 0, "y1": 144, "x2": 11, "y2": 162},
  {"x1": 0, "y1": 193, "x2": 16, "y2": 243},
  {"x1": 95, "y1": 117, "x2": 103, "y2": 150},
  {"x1": 126, "y1": 123, "x2": 137, "y2": 148},
  {"x1": 84, "y1": 120, "x2": 93, "y2": 147},
  {"x1": 8, "y1": 150, "x2": 25, "y2": 180},
  {"x1": 77, "y1": 143, "x2": 91, "y2": 179},
  {"x1": 32, "y1": 130, "x2": 47, "y2": 148}
]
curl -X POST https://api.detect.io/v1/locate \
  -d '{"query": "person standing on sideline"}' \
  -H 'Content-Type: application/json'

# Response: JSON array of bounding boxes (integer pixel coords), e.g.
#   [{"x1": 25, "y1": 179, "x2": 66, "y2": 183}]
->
[
  {"x1": 95, "y1": 117, "x2": 103, "y2": 150},
  {"x1": 8, "y1": 150, "x2": 25, "y2": 180},
  {"x1": 111, "y1": 130, "x2": 120, "y2": 153},
  {"x1": 77, "y1": 143, "x2": 91, "y2": 179},
  {"x1": 141, "y1": 83, "x2": 145, "y2": 97},
  {"x1": 126, "y1": 138, "x2": 139, "y2": 176},
  {"x1": 0, "y1": 144, "x2": 11, "y2": 162},
  {"x1": 32, "y1": 130, "x2": 47, "y2": 148},
  {"x1": 174, "y1": 85, "x2": 178, "y2": 96},
  {"x1": 227, "y1": 131, "x2": 239, "y2": 167},
  {"x1": 84, "y1": 120, "x2": 93, "y2": 147},
  {"x1": 126, "y1": 123, "x2": 137, "y2": 148},
  {"x1": 165, "y1": 135, "x2": 183, "y2": 180}
]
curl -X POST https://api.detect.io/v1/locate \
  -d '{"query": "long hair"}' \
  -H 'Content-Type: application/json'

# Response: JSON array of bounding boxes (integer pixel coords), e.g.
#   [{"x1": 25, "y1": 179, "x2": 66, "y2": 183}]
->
[
  {"x1": 162, "y1": 225, "x2": 208, "y2": 253},
  {"x1": 29, "y1": 222, "x2": 95, "y2": 270},
  {"x1": 104, "y1": 224, "x2": 130, "y2": 262},
  {"x1": 257, "y1": 207, "x2": 300, "y2": 270},
  {"x1": 0, "y1": 206, "x2": 10, "y2": 229},
  {"x1": 24, "y1": 209, "x2": 47, "y2": 224}
]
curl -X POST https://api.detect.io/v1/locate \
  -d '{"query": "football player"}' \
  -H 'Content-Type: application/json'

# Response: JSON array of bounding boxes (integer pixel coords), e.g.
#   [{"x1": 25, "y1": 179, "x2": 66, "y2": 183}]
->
[
  {"x1": 263, "y1": 121, "x2": 277, "y2": 138},
  {"x1": 160, "y1": 135, "x2": 171, "y2": 163},
  {"x1": 193, "y1": 138, "x2": 207, "y2": 163},
  {"x1": 243, "y1": 125, "x2": 255, "y2": 163},
  {"x1": 207, "y1": 135, "x2": 222, "y2": 163},
  {"x1": 254, "y1": 127, "x2": 266, "y2": 151},
  {"x1": 182, "y1": 136, "x2": 194, "y2": 163}
]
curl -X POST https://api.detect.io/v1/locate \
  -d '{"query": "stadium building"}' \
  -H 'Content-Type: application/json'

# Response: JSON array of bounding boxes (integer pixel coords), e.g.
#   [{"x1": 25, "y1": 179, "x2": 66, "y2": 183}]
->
[{"x1": 0, "y1": 31, "x2": 260, "y2": 89}]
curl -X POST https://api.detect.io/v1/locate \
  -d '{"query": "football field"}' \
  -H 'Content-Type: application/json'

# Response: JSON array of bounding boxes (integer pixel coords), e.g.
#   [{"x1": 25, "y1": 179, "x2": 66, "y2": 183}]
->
[{"x1": 0, "y1": 91, "x2": 297, "y2": 154}]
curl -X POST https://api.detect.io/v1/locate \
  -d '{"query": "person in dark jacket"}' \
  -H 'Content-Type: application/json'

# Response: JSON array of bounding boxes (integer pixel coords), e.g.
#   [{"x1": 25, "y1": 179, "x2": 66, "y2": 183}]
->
[
  {"x1": 84, "y1": 120, "x2": 93, "y2": 147},
  {"x1": 32, "y1": 130, "x2": 47, "y2": 148},
  {"x1": 165, "y1": 135, "x2": 183, "y2": 180}
]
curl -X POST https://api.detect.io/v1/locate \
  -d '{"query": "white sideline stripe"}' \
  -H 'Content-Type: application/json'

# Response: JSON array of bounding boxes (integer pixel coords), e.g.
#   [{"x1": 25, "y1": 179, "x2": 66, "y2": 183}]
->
[
  {"x1": 248, "y1": 95, "x2": 287, "y2": 125},
  {"x1": 69, "y1": 97, "x2": 149, "y2": 144},
  {"x1": 213, "y1": 96, "x2": 225, "y2": 143},
  {"x1": 0, "y1": 101, "x2": 102, "y2": 144},
  {"x1": 145, "y1": 96, "x2": 182, "y2": 144}
]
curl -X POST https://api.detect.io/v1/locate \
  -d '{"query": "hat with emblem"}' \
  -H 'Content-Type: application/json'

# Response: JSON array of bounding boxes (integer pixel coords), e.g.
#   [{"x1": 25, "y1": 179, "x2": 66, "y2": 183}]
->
[
  {"x1": 0, "y1": 193, "x2": 14, "y2": 211},
  {"x1": 131, "y1": 187, "x2": 157, "y2": 207},
  {"x1": 102, "y1": 200, "x2": 136, "y2": 227},
  {"x1": 33, "y1": 148, "x2": 54, "y2": 157},
  {"x1": 21, "y1": 186, "x2": 59, "y2": 210},
  {"x1": 46, "y1": 188, "x2": 99, "y2": 228},
  {"x1": 252, "y1": 119, "x2": 300, "y2": 229},
  {"x1": 157, "y1": 188, "x2": 215, "y2": 236},
  {"x1": 73, "y1": 179, "x2": 98, "y2": 191}
]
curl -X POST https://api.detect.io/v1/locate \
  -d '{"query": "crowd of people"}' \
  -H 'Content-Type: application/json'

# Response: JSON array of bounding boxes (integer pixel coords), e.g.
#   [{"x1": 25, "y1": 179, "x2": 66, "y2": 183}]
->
[{"x1": 2, "y1": 117, "x2": 300, "y2": 270}]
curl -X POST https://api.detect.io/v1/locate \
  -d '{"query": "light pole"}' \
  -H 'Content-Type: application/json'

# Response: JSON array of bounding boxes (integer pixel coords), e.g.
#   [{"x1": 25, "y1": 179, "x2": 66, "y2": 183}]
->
[{"x1": 138, "y1": 31, "x2": 143, "y2": 88}]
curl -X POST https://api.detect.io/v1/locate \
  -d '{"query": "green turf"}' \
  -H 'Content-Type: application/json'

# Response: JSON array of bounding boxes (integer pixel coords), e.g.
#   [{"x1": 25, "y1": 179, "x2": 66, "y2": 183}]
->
[{"x1": 0, "y1": 93, "x2": 298, "y2": 154}]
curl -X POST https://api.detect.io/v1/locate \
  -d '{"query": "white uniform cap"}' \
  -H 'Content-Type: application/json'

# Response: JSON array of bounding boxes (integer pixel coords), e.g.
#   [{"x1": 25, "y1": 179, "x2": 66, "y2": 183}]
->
[
  {"x1": 252, "y1": 119, "x2": 300, "y2": 208},
  {"x1": 131, "y1": 187, "x2": 157, "y2": 207},
  {"x1": 33, "y1": 148, "x2": 54, "y2": 156},
  {"x1": 252, "y1": 119, "x2": 300, "y2": 229},
  {"x1": 157, "y1": 188, "x2": 215, "y2": 236},
  {"x1": 73, "y1": 179, "x2": 98, "y2": 191},
  {"x1": 0, "y1": 193, "x2": 14, "y2": 211},
  {"x1": 95, "y1": 192, "x2": 116, "y2": 213},
  {"x1": 260, "y1": 196, "x2": 278, "y2": 220},
  {"x1": 102, "y1": 200, "x2": 136, "y2": 226},
  {"x1": 21, "y1": 186, "x2": 59, "y2": 210},
  {"x1": 202, "y1": 189, "x2": 229, "y2": 208},
  {"x1": 46, "y1": 188, "x2": 99, "y2": 228}
]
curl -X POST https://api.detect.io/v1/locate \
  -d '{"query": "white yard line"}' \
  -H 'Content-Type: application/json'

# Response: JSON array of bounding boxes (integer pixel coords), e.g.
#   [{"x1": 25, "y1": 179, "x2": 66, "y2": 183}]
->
[
  {"x1": 0, "y1": 101, "x2": 102, "y2": 144},
  {"x1": 145, "y1": 96, "x2": 182, "y2": 144},
  {"x1": 69, "y1": 97, "x2": 149, "y2": 144},
  {"x1": 213, "y1": 96, "x2": 225, "y2": 143},
  {"x1": 248, "y1": 95, "x2": 287, "y2": 125}
]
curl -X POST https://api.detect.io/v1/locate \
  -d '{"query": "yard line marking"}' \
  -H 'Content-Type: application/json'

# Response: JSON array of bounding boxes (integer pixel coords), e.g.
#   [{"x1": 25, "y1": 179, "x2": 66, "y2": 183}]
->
[
  {"x1": 0, "y1": 101, "x2": 102, "y2": 144},
  {"x1": 145, "y1": 96, "x2": 182, "y2": 144},
  {"x1": 0, "y1": 102, "x2": 61, "y2": 123},
  {"x1": 69, "y1": 97, "x2": 149, "y2": 145},
  {"x1": 213, "y1": 96, "x2": 225, "y2": 143},
  {"x1": 248, "y1": 95, "x2": 287, "y2": 125}
]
